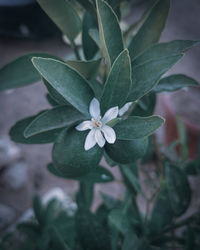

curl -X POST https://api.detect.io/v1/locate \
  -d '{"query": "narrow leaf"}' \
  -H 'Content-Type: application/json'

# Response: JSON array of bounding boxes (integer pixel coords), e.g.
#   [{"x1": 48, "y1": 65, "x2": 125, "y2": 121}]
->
[
  {"x1": 65, "y1": 58, "x2": 101, "y2": 79},
  {"x1": 154, "y1": 74, "x2": 199, "y2": 93},
  {"x1": 82, "y1": 12, "x2": 99, "y2": 60},
  {"x1": 133, "y1": 40, "x2": 200, "y2": 67},
  {"x1": 114, "y1": 116, "x2": 165, "y2": 140},
  {"x1": 101, "y1": 49, "x2": 132, "y2": 113},
  {"x1": 96, "y1": 0, "x2": 124, "y2": 69},
  {"x1": 128, "y1": 0, "x2": 170, "y2": 58},
  {"x1": 9, "y1": 114, "x2": 62, "y2": 144},
  {"x1": 24, "y1": 106, "x2": 85, "y2": 138},
  {"x1": 37, "y1": 0, "x2": 81, "y2": 41},
  {"x1": 128, "y1": 54, "x2": 183, "y2": 101},
  {"x1": 0, "y1": 53, "x2": 59, "y2": 91},
  {"x1": 32, "y1": 57, "x2": 94, "y2": 116}
]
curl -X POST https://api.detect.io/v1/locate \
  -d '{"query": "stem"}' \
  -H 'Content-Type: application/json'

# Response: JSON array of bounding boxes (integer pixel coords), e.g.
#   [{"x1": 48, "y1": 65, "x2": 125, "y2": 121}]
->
[
  {"x1": 70, "y1": 40, "x2": 81, "y2": 60},
  {"x1": 163, "y1": 213, "x2": 198, "y2": 234},
  {"x1": 153, "y1": 134, "x2": 165, "y2": 178}
]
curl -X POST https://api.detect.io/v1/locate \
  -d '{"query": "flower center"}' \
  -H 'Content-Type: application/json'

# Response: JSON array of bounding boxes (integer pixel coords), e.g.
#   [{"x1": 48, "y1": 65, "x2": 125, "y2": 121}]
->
[{"x1": 91, "y1": 117, "x2": 102, "y2": 128}]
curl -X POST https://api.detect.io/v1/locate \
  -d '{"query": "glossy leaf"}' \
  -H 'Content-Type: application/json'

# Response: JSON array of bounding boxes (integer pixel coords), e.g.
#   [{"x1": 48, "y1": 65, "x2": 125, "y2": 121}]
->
[
  {"x1": 128, "y1": 54, "x2": 183, "y2": 101},
  {"x1": 114, "y1": 116, "x2": 164, "y2": 140},
  {"x1": 133, "y1": 40, "x2": 200, "y2": 66},
  {"x1": 32, "y1": 57, "x2": 94, "y2": 116},
  {"x1": 128, "y1": 0, "x2": 170, "y2": 59},
  {"x1": 76, "y1": 0, "x2": 96, "y2": 18},
  {"x1": 0, "y1": 53, "x2": 59, "y2": 91},
  {"x1": 52, "y1": 128, "x2": 103, "y2": 178},
  {"x1": 37, "y1": 0, "x2": 81, "y2": 41},
  {"x1": 82, "y1": 12, "x2": 99, "y2": 60},
  {"x1": 165, "y1": 163, "x2": 191, "y2": 216},
  {"x1": 24, "y1": 106, "x2": 85, "y2": 138},
  {"x1": 96, "y1": 0, "x2": 124, "y2": 69},
  {"x1": 65, "y1": 58, "x2": 101, "y2": 79},
  {"x1": 9, "y1": 114, "x2": 62, "y2": 144},
  {"x1": 47, "y1": 163, "x2": 114, "y2": 183},
  {"x1": 100, "y1": 49, "x2": 132, "y2": 113},
  {"x1": 105, "y1": 137, "x2": 148, "y2": 164},
  {"x1": 154, "y1": 74, "x2": 199, "y2": 93}
]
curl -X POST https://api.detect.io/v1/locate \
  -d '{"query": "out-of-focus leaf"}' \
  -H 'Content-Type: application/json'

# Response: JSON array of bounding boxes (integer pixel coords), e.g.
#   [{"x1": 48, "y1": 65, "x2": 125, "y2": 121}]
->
[
  {"x1": 82, "y1": 12, "x2": 99, "y2": 60},
  {"x1": 165, "y1": 162, "x2": 191, "y2": 216},
  {"x1": 37, "y1": 0, "x2": 81, "y2": 41},
  {"x1": 0, "y1": 53, "x2": 59, "y2": 91}
]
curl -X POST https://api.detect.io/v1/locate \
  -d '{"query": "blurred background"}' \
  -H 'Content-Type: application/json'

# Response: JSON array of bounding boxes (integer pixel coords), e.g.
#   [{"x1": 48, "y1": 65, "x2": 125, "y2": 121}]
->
[{"x1": 0, "y1": 0, "x2": 200, "y2": 233}]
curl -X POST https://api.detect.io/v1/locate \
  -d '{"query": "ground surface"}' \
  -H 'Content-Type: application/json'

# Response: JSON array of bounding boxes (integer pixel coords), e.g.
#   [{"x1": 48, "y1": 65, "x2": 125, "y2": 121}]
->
[{"x1": 0, "y1": 0, "x2": 200, "y2": 232}]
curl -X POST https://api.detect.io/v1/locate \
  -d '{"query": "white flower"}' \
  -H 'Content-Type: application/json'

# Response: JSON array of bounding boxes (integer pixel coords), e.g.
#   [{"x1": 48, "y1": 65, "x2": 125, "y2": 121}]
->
[{"x1": 76, "y1": 98, "x2": 118, "y2": 151}]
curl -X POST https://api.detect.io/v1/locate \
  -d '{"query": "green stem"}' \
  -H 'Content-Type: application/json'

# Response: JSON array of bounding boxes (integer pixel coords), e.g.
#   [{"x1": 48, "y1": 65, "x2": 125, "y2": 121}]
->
[{"x1": 70, "y1": 40, "x2": 81, "y2": 60}]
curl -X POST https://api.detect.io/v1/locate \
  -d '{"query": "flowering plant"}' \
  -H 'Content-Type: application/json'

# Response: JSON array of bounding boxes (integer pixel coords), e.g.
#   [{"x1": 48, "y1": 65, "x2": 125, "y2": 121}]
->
[{"x1": 1, "y1": 0, "x2": 200, "y2": 249}]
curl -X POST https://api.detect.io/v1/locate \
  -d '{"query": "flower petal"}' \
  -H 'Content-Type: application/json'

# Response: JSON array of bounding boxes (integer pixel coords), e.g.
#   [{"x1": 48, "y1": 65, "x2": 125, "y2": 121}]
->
[
  {"x1": 102, "y1": 106, "x2": 119, "y2": 124},
  {"x1": 95, "y1": 129, "x2": 106, "y2": 148},
  {"x1": 76, "y1": 121, "x2": 93, "y2": 131},
  {"x1": 89, "y1": 98, "x2": 100, "y2": 119},
  {"x1": 101, "y1": 125, "x2": 116, "y2": 144},
  {"x1": 84, "y1": 129, "x2": 96, "y2": 150},
  {"x1": 118, "y1": 102, "x2": 132, "y2": 116}
]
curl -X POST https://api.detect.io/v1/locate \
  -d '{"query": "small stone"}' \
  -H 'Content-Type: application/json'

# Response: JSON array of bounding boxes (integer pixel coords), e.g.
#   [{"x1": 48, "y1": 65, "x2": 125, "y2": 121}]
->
[
  {"x1": 2, "y1": 162, "x2": 28, "y2": 190},
  {"x1": 0, "y1": 136, "x2": 21, "y2": 169},
  {"x1": 0, "y1": 204, "x2": 16, "y2": 229}
]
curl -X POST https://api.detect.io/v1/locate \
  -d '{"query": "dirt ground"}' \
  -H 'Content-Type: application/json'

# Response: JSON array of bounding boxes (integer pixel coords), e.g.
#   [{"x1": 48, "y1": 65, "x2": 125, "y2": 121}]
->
[{"x1": 0, "y1": 0, "x2": 200, "y2": 231}]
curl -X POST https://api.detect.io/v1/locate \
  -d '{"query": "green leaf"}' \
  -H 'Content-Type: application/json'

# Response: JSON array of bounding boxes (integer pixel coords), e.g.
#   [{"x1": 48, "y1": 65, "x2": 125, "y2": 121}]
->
[
  {"x1": 0, "y1": 53, "x2": 59, "y2": 91},
  {"x1": 76, "y1": 0, "x2": 96, "y2": 18},
  {"x1": 105, "y1": 137, "x2": 148, "y2": 164},
  {"x1": 96, "y1": 0, "x2": 124, "y2": 69},
  {"x1": 89, "y1": 79, "x2": 103, "y2": 100},
  {"x1": 128, "y1": 0, "x2": 170, "y2": 59},
  {"x1": 114, "y1": 116, "x2": 164, "y2": 140},
  {"x1": 47, "y1": 163, "x2": 114, "y2": 183},
  {"x1": 100, "y1": 49, "x2": 132, "y2": 113},
  {"x1": 131, "y1": 93, "x2": 156, "y2": 117},
  {"x1": 133, "y1": 40, "x2": 200, "y2": 67},
  {"x1": 101, "y1": 193, "x2": 121, "y2": 210},
  {"x1": 46, "y1": 93, "x2": 59, "y2": 107},
  {"x1": 128, "y1": 54, "x2": 183, "y2": 101},
  {"x1": 165, "y1": 163, "x2": 191, "y2": 216},
  {"x1": 37, "y1": 0, "x2": 81, "y2": 41},
  {"x1": 76, "y1": 208, "x2": 110, "y2": 250},
  {"x1": 149, "y1": 187, "x2": 174, "y2": 235},
  {"x1": 24, "y1": 106, "x2": 85, "y2": 138},
  {"x1": 9, "y1": 114, "x2": 62, "y2": 144},
  {"x1": 52, "y1": 128, "x2": 103, "y2": 178},
  {"x1": 65, "y1": 58, "x2": 101, "y2": 79},
  {"x1": 43, "y1": 78, "x2": 71, "y2": 106},
  {"x1": 33, "y1": 195, "x2": 44, "y2": 225},
  {"x1": 82, "y1": 12, "x2": 99, "y2": 60},
  {"x1": 49, "y1": 227, "x2": 71, "y2": 250},
  {"x1": 154, "y1": 74, "x2": 199, "y2": 93},
  {"x1": 120, "y1": 163, "x2": 141, "y2": 194},
  {"x1": 32, "y1": 57, "x2": 94, "y2": 116}
]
